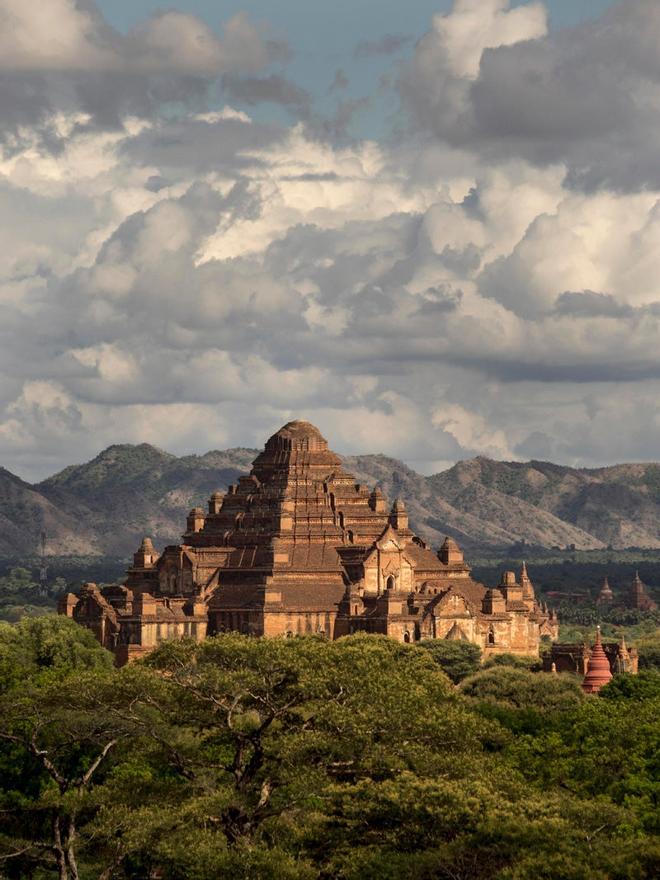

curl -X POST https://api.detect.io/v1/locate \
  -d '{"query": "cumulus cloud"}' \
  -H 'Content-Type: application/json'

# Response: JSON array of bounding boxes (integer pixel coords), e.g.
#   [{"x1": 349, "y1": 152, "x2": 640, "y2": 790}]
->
[
  {"x1": 3, "y1": 105, "x2": 660, "y2": 480},
  {"x1": 1, "y1": 0, "x2": 660, "y2": 480},
  {"x1": 0, "y1": 1, "x2": 279, "y2": 74},
  {"x1": 0, "y1": 0, "x2": 285, "y2": 139},
  {"x1": 401, "y1": 0, "x2": 660, "y2": 191}
]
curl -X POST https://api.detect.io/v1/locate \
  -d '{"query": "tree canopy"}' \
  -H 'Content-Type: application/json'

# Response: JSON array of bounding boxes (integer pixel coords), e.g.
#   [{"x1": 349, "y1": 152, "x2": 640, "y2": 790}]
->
[
  {"x1": 0, "y1": 621, "x2": 657, "y2": 879},
  {"x1": 417, "y1": 638, "x2": 482, "y2": 682}
]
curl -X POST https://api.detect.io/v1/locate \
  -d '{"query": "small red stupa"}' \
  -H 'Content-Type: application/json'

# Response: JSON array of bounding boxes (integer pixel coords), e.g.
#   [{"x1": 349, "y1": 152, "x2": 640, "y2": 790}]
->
[{"x1": 582, "y1": 626, "x2": 613, "y2": 694}]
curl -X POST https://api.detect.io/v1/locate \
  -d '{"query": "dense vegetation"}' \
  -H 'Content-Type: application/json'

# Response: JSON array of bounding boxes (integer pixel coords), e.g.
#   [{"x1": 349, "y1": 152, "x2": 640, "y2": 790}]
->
[
  {"x1": 472, "y1": 554, "x2": 660, "y2": 598},
  {"x1": 0, "y1": 619, "x2": 658, "y2": 880},
  {"x1": 0, "y1": 567, "x2": 63, "y2": 623},
  {"x1": 0, "y1": 561, "x2": 127, "y2": 623}
]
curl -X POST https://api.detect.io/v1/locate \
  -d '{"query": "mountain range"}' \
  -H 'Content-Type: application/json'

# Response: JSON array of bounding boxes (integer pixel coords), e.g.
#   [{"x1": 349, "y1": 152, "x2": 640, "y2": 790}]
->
[{"x1": 1, "y1": 444, "x2": 660, "y2": 558}]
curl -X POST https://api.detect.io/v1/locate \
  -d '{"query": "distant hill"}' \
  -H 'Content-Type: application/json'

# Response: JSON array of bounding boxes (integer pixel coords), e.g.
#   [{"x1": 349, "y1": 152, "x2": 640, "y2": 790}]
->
[
  {"x1": 344, "y1": 455, "x2": 605, "y2": 552},
  {"x1": 36, "y1": 444, "x2": 257, "y2": 556},
  {"x1": 0, "y1": 467, "x2": 97, "y2": 556},
  {"x1": 1, "y1": 445, "x2": 660, "y2": 558}
]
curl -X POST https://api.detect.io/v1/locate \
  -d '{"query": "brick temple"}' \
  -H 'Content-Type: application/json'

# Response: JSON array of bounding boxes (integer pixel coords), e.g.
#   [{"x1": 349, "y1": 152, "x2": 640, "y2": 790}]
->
[
  {"x1": 59, "y1": 420, "x2": 558, "y2": 664},
  {"x1": 596, "y1": 573, "x2": 657, "y2": 610},
  {"x1": 543, "y1": 635, "x2": 638, "y2": 677}
]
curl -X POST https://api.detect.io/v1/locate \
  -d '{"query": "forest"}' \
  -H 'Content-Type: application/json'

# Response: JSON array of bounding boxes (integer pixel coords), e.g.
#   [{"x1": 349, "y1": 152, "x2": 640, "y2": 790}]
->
[{"x1": 0, "y1": 618, "x2": 658, "y2": 880}]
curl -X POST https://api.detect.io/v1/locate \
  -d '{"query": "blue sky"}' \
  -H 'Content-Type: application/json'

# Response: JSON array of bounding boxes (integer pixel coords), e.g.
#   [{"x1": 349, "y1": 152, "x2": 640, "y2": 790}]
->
[
  {"x1": 98, "y1": 1, "x2": 619, "y2": 137},
  {"x1": 99, "y1": 1, "x2": 616, "y2": 34}
]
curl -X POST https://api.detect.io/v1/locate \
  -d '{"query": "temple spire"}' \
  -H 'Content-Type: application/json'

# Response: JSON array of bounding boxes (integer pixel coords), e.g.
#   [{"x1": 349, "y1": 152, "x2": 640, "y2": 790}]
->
[
  {"x1": 628, "y1": 570, "x2": 657, "y2": 611},
  {"x1": 520, "y1": 560, "x2": 535, "y2": 603},
  {"x1": 596, "y1": 576, "x2": 614, "y2": 605},
  {"x1": 582, "y1": 626, "x2": 613, "y2": 694}
]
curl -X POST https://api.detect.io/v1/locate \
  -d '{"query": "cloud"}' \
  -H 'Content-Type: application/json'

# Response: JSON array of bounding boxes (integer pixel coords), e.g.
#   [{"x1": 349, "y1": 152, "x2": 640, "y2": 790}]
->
[
  {"x1": 554, "y1": 291, "x2": 634, "y2": 320},
  {"x1": 0, "y1": 0, "x2": 114, "y2": 72},
  {"x1": 3, "y1": 108, "x2": 660, "y2": 480},
  {"x1": 401, "y1": 0, "x2": 660, "y2": 191},
  {"x1": 432, "y1": 403, "x2": 514, "y2": 459},
  {"x1": 222, "y1": 74, "x2": 311, "y2": 113},
  {"x1": 0, "y1": 2, "x2": 278, "y2": 75},
  {"x1": 354, "y1": 34, "x2": 412, "y2": 60},
  {"x1": 0, "y1": 1, "x2": 285, "y2": 140},
  {"x1": 2, "y1": 1, "x2": 660, "y2": 480}
]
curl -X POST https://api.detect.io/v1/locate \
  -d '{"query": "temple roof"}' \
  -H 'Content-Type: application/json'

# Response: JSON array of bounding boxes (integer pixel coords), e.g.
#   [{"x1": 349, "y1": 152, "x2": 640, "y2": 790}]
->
[
  {"x1": 273, "y1": 419, "x2": 327, "y2": 441},
  {"x1": 263, "y1": 420, "x2": 332, "y2": 454},
  {"x1": 190, "y1": 419, "x2": 415, "y2": 562}
]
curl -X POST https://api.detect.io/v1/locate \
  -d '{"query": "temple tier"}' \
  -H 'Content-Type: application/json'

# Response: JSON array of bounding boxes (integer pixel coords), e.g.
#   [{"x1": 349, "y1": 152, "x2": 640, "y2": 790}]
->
[{"x1": 59, "y1": 420, "x2": 558, "y2": 664}]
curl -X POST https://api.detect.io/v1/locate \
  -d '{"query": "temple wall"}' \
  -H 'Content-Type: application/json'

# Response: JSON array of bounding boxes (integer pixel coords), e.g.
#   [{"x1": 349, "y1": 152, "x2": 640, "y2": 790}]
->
[
  {"x1": 387, "y1": 618, "x2": 412, "y2": 642},
  {"x1": 263, "y1": 610, "x2": 336, "y2": 638},
  {"x1": 480, "y1": 614, "x2": 540, "y2": 657}
]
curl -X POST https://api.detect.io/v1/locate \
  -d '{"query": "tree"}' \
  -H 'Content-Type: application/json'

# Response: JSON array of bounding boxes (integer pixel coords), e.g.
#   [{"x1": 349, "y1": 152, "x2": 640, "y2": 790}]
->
[
  {"x1": 483, "y1": 652, "x2": 542, "y2": 672},
  {"x1": 0, "y1": 614, "x2": 112, "y2": 693},
  {"x1": 637, "y1": 636, "x2": 660, "y2": 670},
  {"x1": 78, "y1": 634, "x2": 495, "y2": 877},
  {"x1": 0, "y1": 566, "x2": 53, "y2": 622},
  {"x1": 460, "y1": 666, "x2": 584, "y2": 713},
  {"x1": 458, "y1": 666, "x2": 585, "y2": 737},
  {"x1": 417, "y1": 639, "x2": 481, "y2": 683},
  {"x1": 136, "y1": 635, "x2": 473, "y2": 832},
  {"x1": 0, "y1": 618, "x2": 145, "y2": 879},
  {"x1": 0, "y1": 630, "x2": 657, "y2": 879},
  {"x1": 599, "y1": 670, "x2": 660, "y2": 701},
  {"x1": 0, "y1": 671, "x2": 143, "y2": 879},
  {"x1": 511, "y1": 688, "x2": 660, "y2": 836}
]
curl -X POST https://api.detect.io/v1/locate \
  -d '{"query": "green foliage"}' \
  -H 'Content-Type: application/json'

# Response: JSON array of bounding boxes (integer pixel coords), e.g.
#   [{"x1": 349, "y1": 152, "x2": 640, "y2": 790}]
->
[
  {"x1": 0, "y1": 614, "x2": 113, "y2": 692},
  {"x1": 511, "y1": 690, "x2": 660, "y2": 836},
  {"x1": 0, "y1": 632, "x2": 657, "y2": 879},
  {"x1": 483, "y1": 652, "x2": 542, "y2": 672},
  {"x1": 0, "y1": 557, "x2": 133, "y2": 622},
  {"x1": 554, "y1": 602, "x2": 659, "y2": 628},
  {"x1": 472, "y1": 554, "x2": 660, "y2": 604},
  {"x1": 599, "y1": 670, "x2": 660, "y2": 701},
  {"x1": 417, "y1": 638, "x2": 481, "y2": 682},
  {"x1": 460, "y1": 667, "x2": 585, "y2": 713},
  {"x1": 558, "y1": 618, "x2": 659, "y2": 647},
  {"x1": 0, "y1": 565, "x2": 55, "y2": 621},
  {"x1": 637, "y1": 636, "x2": 660, "y2": 670}
]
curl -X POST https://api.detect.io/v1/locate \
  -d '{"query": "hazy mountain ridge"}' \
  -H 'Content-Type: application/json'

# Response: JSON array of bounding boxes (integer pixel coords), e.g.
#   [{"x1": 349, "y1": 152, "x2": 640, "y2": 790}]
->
[
  {"x1": 1, "y1": 446, "x2": 659, "y2": 558},
  {"x1": 34, "y1": 445, "x2": 258, "y2": 556}
]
